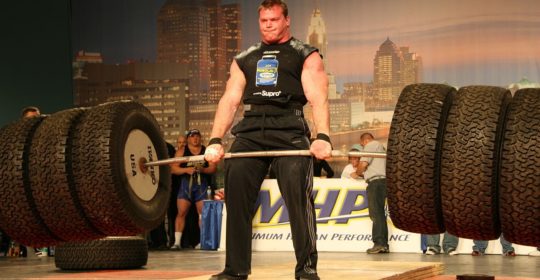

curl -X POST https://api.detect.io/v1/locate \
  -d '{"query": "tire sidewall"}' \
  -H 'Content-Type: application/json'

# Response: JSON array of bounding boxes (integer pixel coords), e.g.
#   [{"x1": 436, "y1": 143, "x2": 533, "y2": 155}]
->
[{"x1": 111, "y1": 105, "x2": 171, "y2": 227}]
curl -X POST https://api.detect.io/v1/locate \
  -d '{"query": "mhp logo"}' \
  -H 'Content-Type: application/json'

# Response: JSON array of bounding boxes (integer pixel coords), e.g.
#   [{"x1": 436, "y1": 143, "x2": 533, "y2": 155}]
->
[{"x1": 253, "y1": 181, "x2": 370, "y2": 226}]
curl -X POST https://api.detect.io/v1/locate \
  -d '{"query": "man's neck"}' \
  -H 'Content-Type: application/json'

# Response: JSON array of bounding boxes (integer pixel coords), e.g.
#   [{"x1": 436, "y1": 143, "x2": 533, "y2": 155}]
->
[
  {"x1": 188, "y1": 144, "x2": 202, "y2": 154},
  {"x1": 263, "y1": 34, "x2": 291, "y2": 45}
]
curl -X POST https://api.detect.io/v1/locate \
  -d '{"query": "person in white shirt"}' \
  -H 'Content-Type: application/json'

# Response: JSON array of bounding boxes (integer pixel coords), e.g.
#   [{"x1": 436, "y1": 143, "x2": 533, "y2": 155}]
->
[{"x1": 341, "y1": 148, "x2": 362, "y2": 179}]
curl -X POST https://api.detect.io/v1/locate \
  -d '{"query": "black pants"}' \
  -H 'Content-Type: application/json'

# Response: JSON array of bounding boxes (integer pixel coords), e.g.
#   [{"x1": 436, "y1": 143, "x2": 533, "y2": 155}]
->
[{"x1": 223, "y1": 129, "x2": 318, "y2": 278}]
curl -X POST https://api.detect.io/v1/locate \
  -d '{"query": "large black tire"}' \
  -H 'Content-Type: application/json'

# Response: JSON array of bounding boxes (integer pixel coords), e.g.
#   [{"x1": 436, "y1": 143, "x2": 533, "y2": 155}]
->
[
  {"x1": 28, "y1": 108, "x2": 105, "y2": 242},
  {"x1": 440, "y1": 86, "x2": 511, "y2": 240},
  {"x1": 0, "y1": 117, "x2": 63, "y2": 247},
  {"x1": 71, "y1": 101, "x2": 170, "y2": 236},
  {"x1": 55, "y1": 236, "x2": 148, "y2": 270},
  {"x1": 387, "y1": 83, "x2": 456, "y2": 234},
  {"x1": 499, "y1": 88, "x2": 540, "y2": 247}
]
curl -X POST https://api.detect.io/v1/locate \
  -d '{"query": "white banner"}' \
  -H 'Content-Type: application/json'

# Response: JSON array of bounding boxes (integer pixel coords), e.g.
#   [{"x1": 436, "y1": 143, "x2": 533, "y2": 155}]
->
[{"x1": 250, "y1": 178, "x2": 420, "y2": 253}]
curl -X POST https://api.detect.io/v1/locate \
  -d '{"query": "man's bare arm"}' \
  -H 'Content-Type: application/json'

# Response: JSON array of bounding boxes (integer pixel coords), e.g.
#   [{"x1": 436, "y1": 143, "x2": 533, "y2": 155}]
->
[
  {"x1": 302, "y1": 52, "x2": 329, "y2": 136},
  {"x1": 356, "y1": 161, "x2": 368, "y2": 176},
  {"x1": 302, "y1": 52, "x2": 331, "y2": 159},
  {"x1": 205, "y1": 60, "x2": 246, "y2": 163},
  {"x1": 209, "y1": 60, "x2": 245, "y2": 139}
]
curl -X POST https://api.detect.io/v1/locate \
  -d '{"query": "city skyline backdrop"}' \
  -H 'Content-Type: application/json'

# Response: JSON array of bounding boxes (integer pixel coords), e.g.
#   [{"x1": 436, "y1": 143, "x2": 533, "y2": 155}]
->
[
  {"x1": 72, "y1": 0, "x2": 540, "y2": 90},
  {"x1": 70, "y1": 0, "x2": 540, "y2": 163},
  {"x1": 72, "y1": 0, "x2": 422, "y2": 147}
]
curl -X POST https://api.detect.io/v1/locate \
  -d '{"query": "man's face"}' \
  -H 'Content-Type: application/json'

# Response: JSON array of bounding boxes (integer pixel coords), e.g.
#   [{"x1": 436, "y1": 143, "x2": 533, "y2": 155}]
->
[
  {"x1": 349, "y1": 157, "x2": 360, "y2": 168},
  {"x1": 188, "y1": 134, "x2": 201, "y2": 146},
  {"x1": 259, "y1": 5, "x2": 290, "y2": 44},
  {"x1": 360, "y1": 138, "x2": 370, "y2": 147},
  {"x1": 24, "y1": 111, "x2": 39, "y2": 118}
]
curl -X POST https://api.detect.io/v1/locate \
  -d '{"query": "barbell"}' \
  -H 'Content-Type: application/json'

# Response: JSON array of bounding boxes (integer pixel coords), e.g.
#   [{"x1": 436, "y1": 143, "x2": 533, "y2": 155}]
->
[
  {"x1": 142, "y1": 150, "x2": 387, "y2": 167},
  {"x1": 0, "y1": 84, "x2": 538, "y2": 248}
]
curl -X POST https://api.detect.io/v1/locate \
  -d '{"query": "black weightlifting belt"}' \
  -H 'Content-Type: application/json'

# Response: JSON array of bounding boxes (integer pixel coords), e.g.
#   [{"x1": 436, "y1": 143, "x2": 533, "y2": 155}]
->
[{"x1": 243, "y1": 104, "x2": 303, "y2": 117}]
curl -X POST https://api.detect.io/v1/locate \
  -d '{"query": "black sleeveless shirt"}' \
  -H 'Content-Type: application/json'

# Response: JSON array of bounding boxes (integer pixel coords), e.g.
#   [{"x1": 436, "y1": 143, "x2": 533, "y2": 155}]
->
[
  {"x1": 235, "y1": 37, "x2": 319, "y2": 107},
  {"x1": 179, "y1": 145, "x2": 211, "y2": 184}
]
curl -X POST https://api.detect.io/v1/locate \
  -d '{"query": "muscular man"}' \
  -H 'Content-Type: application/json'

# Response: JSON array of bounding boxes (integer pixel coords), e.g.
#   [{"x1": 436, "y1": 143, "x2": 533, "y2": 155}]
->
[
  {"x1": 204, "y1": 1, "x2": 331, "y2": 279},
  {"x1": 170, "y1": 129, "x2": 216, "y2": 250},
  {"x1": 355, "y1": 133, "x2": 389, "y2": 254}
]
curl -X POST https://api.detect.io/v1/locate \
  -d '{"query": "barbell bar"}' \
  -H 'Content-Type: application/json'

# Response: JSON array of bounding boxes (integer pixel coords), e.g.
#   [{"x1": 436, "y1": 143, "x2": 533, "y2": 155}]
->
[{"x1": 143, "y1": 150, "x2": 387, "y2": 167}]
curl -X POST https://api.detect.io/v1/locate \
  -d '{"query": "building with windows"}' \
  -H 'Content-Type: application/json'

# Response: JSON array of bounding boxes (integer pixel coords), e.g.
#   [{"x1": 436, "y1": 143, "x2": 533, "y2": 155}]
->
[
  {"x1": 73, "y1": 60, "x2": 189, "y2": 144},
  {"x1": 157, "y1": 0, "x2": 241, "y2": 139},
  {"x1": 372, "y1": 37, "x2": 422, "y2": 110}
]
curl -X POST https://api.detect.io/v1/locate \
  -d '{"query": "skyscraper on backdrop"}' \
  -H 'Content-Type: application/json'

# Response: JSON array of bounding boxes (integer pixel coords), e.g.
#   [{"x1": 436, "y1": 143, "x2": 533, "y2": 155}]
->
[
  {"x1": 305, "y1": 7, "x2": 339, "y2": 134},
  {"x1": 74, "y1": 0, "x2": 241, "y2": 144},
  {"x1": 157, "y1": 0, "x2": 241, "y2": 141},
  {"x1": 372, "y1": 37, "x2": 422, "y2": 111},
  {"x1": 302, "y1": 7, "x2": 422, "y2": 157}
]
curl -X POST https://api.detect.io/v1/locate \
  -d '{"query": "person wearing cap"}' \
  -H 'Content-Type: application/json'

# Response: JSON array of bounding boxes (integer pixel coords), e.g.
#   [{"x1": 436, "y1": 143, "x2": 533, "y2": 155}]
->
[
  {"x1": 169, "y1": 129, "x2": 216, "y2": 250},
  {"x1": 204, "y1": 1, "x2": 331, "y2": 279}
]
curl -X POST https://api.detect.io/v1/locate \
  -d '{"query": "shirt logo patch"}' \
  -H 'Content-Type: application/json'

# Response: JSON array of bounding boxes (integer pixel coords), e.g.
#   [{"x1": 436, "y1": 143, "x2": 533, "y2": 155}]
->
[
  {"x1": 256, "y1": 55, "x2": 279, "y2": 87},
  {"x1": 253, "y1": 90, "x2": 282, "y2": 97}
]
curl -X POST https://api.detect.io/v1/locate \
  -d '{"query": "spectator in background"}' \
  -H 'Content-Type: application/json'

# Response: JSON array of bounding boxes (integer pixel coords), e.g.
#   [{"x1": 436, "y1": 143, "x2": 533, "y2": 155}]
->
[
  {"x1": 355, "y1": 133, "x2": 388, "y2": 254},
  {"x1": 169, "y1": 129, "x2": 216, "y2": 250},
  {"x1": 472, "y1": 234, "x2": 515, "y2": 256},
  {"x1": 21, "y1": 106, "x2": 40, "y2": 118},
  {"x1": 341, "y1": 148, "x2": 361, "y2": 179},
  {"x1": 425, "y1": 232, "x2": 459, "y2": 255}
]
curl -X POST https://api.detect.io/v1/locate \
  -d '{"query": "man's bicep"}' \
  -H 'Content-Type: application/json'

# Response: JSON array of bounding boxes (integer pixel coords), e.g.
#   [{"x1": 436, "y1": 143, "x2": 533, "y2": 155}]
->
[
  {"x1": 223, "y1": 61, "x2": 246, "y2": 104},
  {"x1": 302, "y1": 52, "x2": 328, "y2": 103}
]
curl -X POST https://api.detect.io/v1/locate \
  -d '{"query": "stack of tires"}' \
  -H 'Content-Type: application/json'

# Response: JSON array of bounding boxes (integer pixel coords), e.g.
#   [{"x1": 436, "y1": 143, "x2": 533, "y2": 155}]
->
[
  {"x1": 0, "y1": 101, "x2": 171, "y2": 269},
  {"x1": 387, "y1": 84, "x2": 539, "y2": 248}
]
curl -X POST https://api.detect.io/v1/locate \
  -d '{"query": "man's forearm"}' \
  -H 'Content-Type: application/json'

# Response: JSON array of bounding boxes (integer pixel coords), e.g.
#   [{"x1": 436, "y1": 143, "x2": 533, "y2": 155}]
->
[
  {"x1": 356, "y1": 162, "x2": 367, "y2": 176},
  {"x1": 209, "y1": 60, "x2": 244, "y2": 140},
  {"x1": 201, "y1": 164, "x2": 217, "y2": 174},
  {"x1": 210, "y1": 98, "x2": 237, "y2": 139},
  {"x1": 312, "y1": 100, "x2": 330, "y2": 136}
]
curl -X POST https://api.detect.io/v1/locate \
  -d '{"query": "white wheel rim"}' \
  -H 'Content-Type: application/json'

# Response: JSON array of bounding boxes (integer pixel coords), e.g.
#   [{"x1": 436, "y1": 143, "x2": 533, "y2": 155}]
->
[{"x1": 123, "y1": 129, "x2": 160, "y2": 201}]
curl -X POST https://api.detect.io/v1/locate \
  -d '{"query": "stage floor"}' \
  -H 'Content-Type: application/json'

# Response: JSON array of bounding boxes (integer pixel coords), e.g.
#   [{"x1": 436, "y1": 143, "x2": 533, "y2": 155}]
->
[{"x1": 0, "y1": 249, "x2": 538, "y2": 279}]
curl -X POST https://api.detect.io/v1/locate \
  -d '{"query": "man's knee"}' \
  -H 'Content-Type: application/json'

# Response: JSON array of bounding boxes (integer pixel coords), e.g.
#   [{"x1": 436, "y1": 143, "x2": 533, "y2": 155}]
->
[{"x1": 177, "y1": 211, "x2": 188, "y2": 219}]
